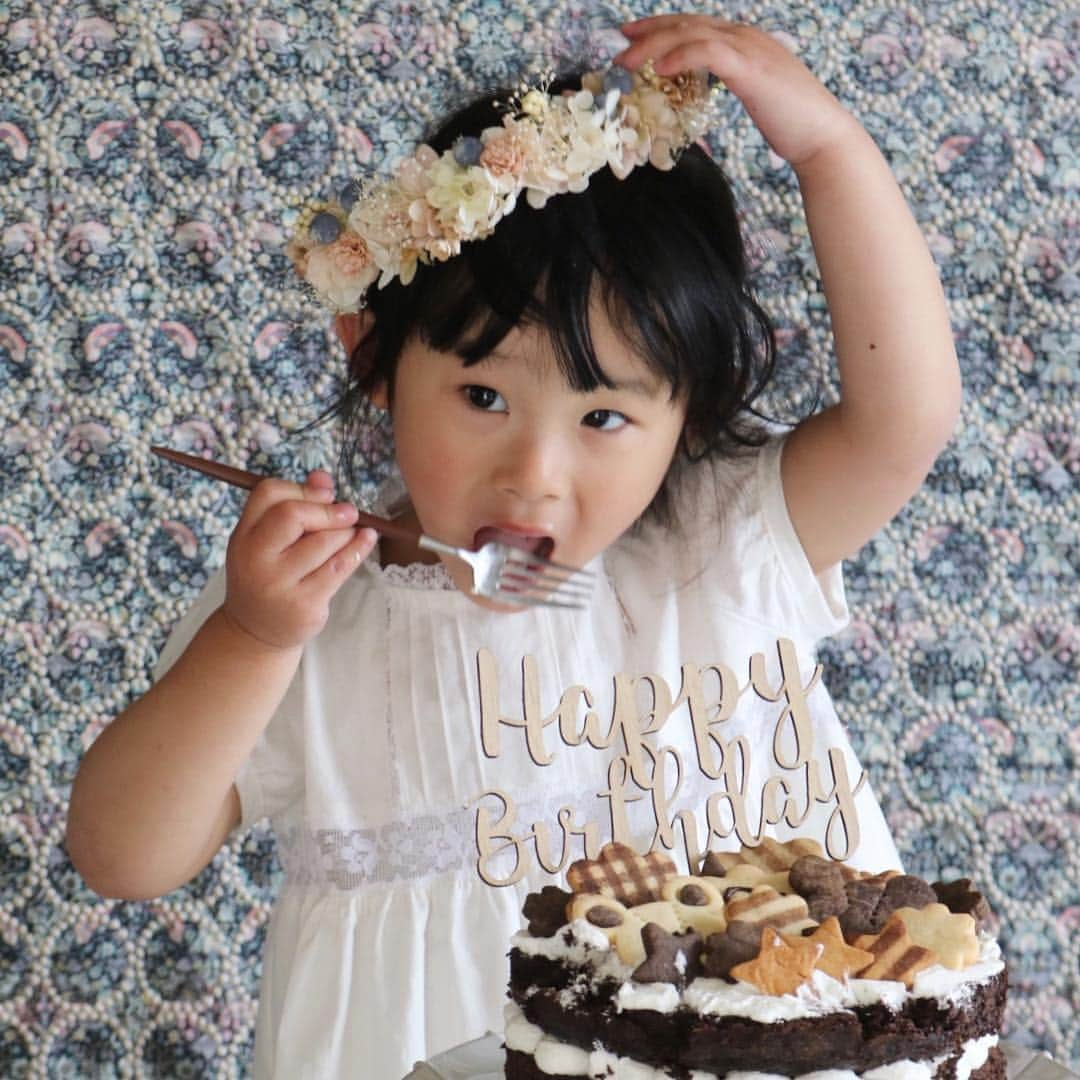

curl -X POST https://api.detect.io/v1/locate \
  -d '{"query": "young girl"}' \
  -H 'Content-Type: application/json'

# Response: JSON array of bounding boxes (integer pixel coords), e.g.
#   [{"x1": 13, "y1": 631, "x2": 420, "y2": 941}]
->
[{"x1": 67, "y1": 14, "x2": 961, "y2": 1078}]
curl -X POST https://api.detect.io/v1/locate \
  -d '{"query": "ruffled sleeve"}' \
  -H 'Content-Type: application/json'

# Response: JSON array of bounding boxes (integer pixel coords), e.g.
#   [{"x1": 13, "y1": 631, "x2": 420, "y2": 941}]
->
[
  {"x1": 609, "y1": 434, "x2": 850, "y2": 658},
  {"x1": 751, "y1": 436, "x2": 849, "y2": 642}
]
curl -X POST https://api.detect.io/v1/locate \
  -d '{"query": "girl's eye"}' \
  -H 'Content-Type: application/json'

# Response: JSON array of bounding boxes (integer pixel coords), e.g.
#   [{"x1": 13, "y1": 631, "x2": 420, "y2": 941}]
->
[
  {"x1": 464, "y1": 385, "x2": 508, "y2": 412},
  {"x1": 582, "y1": 409, "x2": 628, "y2": 431}
]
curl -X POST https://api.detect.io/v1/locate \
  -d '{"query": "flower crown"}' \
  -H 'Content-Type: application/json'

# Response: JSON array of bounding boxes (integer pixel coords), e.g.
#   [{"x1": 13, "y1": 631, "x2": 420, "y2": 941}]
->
[{"x1": 287, "y1": 62, "x2": 722, "y2": 313}]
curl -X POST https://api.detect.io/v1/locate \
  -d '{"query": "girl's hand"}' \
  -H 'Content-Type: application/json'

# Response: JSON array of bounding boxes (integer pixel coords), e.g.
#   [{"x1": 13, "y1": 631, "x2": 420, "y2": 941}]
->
[
  {"x1": 222, "y1": 470, "x2": 377, "y2": 650},
  {"x1": 616, "y1": 14, "x2": 860, "y2": 168}
]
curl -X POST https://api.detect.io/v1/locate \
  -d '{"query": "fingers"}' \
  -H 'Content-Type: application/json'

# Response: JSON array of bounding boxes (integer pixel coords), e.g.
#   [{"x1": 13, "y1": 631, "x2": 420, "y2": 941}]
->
[
  {"x1": 620, "y1": 14, "x2": 727, "y2": 37},
  {"x1": 305, "y1": 468, "x2": 335, "y2": 494},
  {"x1": 237, "y1": 471, "x2": 380, "y2": 583},
  {"x1": 280, "y1": 514, "x2": 364, "y2": 578},
  {"x1": 252, "y1": 498, "x2": 362, "y2": 558},
  {"x1": 298, "y1": 527, "x2": 379, "y2": 594},
  {"x1": 615, "y1": 16, "x2": 745, "y2": 76},
  {"x1": 224, "y1": 471, "x2": 378, "y2": 648},
  {"x1": 647, "y1": 37, "x2": 737, "y2": 78},
  {"x1": 648, "y1": 37, "x2": 743, "y2": 78},
  {"x1": 237, "y1": 476, "x2": 331, "y2": 530},
  {"x1": 236, "y1": 474, "x2": 345, "y2": 554}
]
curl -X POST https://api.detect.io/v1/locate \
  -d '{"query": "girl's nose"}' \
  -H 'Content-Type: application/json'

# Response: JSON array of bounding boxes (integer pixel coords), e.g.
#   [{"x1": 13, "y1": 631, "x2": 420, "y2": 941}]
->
[{"x1": 493, "y1": 432, "x2": 567, "y2": 502}]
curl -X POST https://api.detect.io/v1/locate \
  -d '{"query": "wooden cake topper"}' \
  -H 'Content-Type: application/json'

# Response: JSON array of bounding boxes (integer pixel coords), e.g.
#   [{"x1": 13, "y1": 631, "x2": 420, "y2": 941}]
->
[{"x1": 471, "y1": 638, "x2": 867, "y2": 886}]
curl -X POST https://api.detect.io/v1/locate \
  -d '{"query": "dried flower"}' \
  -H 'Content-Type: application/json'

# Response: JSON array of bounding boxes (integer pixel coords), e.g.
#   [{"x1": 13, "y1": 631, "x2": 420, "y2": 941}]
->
[
  {"x1": 288, "y1": 62, "x2": 722, "y2": 311},
  {"x1": 305, "y1": 234, "x2": 378, "y2": 311},
  {"x1": 479, "y1": 129, "x2": 528, "y2": 178}
]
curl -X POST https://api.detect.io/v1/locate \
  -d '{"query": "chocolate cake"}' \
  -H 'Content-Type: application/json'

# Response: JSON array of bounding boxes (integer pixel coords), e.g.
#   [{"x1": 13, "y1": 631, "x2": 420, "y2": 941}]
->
[{"x1": 505, "y1": 839, "x2": 1007, "y2": 1079}]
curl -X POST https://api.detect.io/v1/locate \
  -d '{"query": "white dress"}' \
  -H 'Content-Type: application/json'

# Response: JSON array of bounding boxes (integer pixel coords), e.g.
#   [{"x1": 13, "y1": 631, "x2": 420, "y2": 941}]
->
[{"x1": 155, "y1": 437, "x2": 900, "y2": 1079}]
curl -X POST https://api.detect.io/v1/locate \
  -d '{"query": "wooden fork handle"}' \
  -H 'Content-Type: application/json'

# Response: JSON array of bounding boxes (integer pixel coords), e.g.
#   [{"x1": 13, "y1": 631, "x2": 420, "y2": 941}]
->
[{"x1": 150, "y1": 446, "x2": 420, "y2": 545}]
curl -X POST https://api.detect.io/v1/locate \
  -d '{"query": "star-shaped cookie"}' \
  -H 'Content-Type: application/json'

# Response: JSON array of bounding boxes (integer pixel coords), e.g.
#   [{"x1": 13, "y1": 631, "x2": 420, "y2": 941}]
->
[
  {"x1": 783, "y1": 917, "x2": 874, "y2": 982},
  {"x1": 730, "y1": 927, "x2": 820, "y2": 995},
  {"x1": 632, "y1": 923, "x2": 704, "y2": 986}
]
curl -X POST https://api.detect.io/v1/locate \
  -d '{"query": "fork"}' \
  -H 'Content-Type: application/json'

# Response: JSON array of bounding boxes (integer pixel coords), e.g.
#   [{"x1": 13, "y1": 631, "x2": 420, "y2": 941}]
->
[{"x1": 150, "y1": 446, "x2": 594, "y2": 610}]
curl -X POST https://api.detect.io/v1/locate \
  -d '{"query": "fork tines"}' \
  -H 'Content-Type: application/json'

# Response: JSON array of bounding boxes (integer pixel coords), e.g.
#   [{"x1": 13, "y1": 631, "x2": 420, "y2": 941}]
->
[{"x1": 494, "y1": 549, "x2": 595, "y2": 610}]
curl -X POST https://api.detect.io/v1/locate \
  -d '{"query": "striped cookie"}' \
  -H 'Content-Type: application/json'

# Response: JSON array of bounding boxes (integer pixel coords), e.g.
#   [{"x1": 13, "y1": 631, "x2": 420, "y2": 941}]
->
[
  {"x1": 702, "y1": 837, "x2": 824, "y2": 876},
  {"x1": 853, "y1": 913, "x2": 938, "y2": 987},
  {"x1": 704, "y1": 864, "x2": 793, "y2": 898},
  {"x1": 743, "y1": 837, "x2": 824, "y2": 871},
  {"x1": 725, "y1": 885, "x2": 815, "y2": 935}
]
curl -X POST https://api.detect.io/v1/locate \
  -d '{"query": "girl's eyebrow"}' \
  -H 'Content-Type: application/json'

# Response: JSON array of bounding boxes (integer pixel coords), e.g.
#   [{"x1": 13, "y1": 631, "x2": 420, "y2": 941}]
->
[
  {"x1": 466, "y1": 347, "x2": 661, "y2": 396},
  {"x1": 602, "y1": 374, "x2": 662, "y2": 396}
]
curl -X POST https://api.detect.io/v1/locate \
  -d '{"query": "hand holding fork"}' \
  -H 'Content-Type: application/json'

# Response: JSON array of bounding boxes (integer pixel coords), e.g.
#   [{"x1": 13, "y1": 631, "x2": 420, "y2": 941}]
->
[{"x1": 152, "y1": 447, "x2": 592, "y2": 649}]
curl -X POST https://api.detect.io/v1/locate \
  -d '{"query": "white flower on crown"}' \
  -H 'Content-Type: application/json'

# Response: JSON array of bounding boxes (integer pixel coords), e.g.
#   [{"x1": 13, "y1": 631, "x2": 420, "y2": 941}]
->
[
  {"x1": 635, "y1": 86, "x2": 684, "y2": 171},
  {"x1": 425, "y1": 156, "x2": 506, "y2": 235},
  {"x1": 348, "y1": 186, "x2": 411, "y2": 286},
  {"x1": 562, "y1": 90, "x2": 625, "y2": 190}
]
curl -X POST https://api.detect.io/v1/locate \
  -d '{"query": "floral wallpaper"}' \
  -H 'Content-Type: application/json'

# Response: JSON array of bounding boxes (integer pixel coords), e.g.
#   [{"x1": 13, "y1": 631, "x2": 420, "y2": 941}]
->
[{"x1": 0, "y1": 0, "x2": 1076, "y2": 1075}]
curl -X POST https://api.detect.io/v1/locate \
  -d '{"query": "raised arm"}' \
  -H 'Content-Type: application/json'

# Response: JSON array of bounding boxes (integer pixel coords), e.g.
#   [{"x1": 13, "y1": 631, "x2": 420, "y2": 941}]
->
[
  {"x1": 780, "y1": 117, "x2": 961, "y2": 572},
  {"x1": 616, "y1": 16, "x2": 962, "y2": 572}
]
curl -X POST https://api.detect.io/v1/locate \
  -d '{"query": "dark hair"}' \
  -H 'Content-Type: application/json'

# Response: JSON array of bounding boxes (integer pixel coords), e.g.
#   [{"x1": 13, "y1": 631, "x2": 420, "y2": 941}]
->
[{"x1": 319, "y1": 72, "x2": 779, "y2": 524}]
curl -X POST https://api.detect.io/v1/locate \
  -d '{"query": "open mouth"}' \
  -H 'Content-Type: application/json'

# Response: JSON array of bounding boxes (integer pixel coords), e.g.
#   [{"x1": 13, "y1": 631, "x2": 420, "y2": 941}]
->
[{"x1": 473, "y1": 526, "x2": 554, "y2": 560}]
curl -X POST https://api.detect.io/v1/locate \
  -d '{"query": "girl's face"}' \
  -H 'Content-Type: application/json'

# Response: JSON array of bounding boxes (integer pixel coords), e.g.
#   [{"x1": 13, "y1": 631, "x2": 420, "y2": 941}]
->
[{"x1": 368, "y1": 302, "x2": 688, "y2": 609}]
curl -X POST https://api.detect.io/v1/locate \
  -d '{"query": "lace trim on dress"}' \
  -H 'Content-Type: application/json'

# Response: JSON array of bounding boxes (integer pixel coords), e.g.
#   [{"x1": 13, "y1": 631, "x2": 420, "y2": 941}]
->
[
  {"x1": 270, "y1": 771, "x2": 735, "y2": 891},
  {"x1": 276, "y1": 807, "x2": 477, "y2": 890},
  {"x1": 274, "y1": 790, "x2": 585, "y2": 889},
  {"x1": 378, "y1": 560, "x2": 456, "y2": 589}
]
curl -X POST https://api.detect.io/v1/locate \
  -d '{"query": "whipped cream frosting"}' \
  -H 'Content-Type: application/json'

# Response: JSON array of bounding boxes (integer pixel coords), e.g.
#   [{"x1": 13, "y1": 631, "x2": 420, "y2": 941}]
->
[
  {"x1": 510, "y1": 920, "x2": 1004, "y2": 1023},
  {"x1": 503, "y1": 1000, "x2": 1000, "y2": 1080}
]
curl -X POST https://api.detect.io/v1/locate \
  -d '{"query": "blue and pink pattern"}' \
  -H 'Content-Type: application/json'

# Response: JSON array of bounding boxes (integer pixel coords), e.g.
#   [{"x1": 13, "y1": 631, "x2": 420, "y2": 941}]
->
[{"x1": 0, "y1": 0, "x2": 1076, "y2": 1074}]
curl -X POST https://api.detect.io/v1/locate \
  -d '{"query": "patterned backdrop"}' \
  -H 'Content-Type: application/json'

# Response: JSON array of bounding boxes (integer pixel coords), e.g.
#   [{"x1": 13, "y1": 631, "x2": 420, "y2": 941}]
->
[{"x1": 0, "y1": 0, "x2": 1076, "y2": 1075}]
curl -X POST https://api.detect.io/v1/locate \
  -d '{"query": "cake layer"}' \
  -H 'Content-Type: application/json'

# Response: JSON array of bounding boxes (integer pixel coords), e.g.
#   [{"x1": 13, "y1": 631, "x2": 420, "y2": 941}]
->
[
  {"x1": 503, "y1": 1038, "x2": 1007, "y2": 1080},
  {"x1": 507, "y1": 950, "x2": 1007, "y2": 1077}
]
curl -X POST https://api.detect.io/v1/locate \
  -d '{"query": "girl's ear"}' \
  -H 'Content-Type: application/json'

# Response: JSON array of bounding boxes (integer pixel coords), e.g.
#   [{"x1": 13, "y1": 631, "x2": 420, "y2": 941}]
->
[
  {"x1": 333, "y1": 311, "x2": 373, "y2": 355},
  {"x1": 368, "y1": 379, "x2": 390, "y2": 410}
]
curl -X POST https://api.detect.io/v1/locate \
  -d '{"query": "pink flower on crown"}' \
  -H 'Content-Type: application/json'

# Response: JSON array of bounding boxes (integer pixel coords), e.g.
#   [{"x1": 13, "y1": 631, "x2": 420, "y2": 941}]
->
[
  {"x1": 305, "y1": 233, "x2": 378, "y2": 311},
  {"x1": 479, "y1": 129, "x2": 528, "y2": 179},
  {"x1": 333, "y1": 232, "x2": 371, "y2": 272}
]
